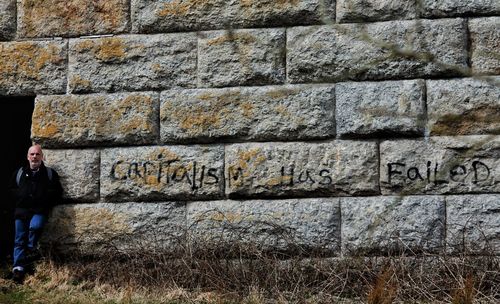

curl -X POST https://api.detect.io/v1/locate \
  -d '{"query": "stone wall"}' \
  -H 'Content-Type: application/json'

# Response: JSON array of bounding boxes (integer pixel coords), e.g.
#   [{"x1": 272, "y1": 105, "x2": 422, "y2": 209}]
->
[{"x1": 1, "y1": 0, "x2": 498, "y2": 256}]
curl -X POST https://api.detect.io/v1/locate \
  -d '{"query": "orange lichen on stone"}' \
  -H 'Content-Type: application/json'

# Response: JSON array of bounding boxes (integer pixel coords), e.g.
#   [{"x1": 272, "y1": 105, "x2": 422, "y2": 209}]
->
[
  {"x1": 157, "y1": 0, "x2": 214, "y2": 17},
  {"x1": 164, "y1": 90, "x2": 250, "y2": 136},
  {"x1": 265, "y1": 87, "x2": 298, "y2": 99},
  {"x1": 19, "y1": 0, "x2": 128, "y2": 37},
  {"x1": 70, "y1": 75, "x2": 92, "y2": 90},
  {"x1": 95, "y1": 37, "x2": 127, "y2": 62},
  {"x1": 0, "y1": 41, "x2": 63, "y2": 81}
]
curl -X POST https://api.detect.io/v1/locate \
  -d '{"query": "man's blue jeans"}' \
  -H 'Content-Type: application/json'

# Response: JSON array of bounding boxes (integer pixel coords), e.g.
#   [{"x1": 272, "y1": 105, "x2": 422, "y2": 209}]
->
[{"x1": 13, "y1": 214, "x2": 46, "y2": 270}]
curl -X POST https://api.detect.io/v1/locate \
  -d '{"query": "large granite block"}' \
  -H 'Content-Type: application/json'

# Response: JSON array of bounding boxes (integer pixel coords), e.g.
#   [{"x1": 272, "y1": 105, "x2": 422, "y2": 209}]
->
[
  {"x1": 69, "y1": 33, "x2": 197, "y2": 93},
  {"x1": 32, "y1": 92, "x2": 160, "y2": 147},
  {"x1": 427, "y1": 77, "x2": 500, "y2": 136},
  {"x1": 187, "y1": 198, "x2": 340, "y2": 254},
  {"x1": 132, "y1": 0, "x2": 335, "y2": 33},
  {"x1": 43, "y1": 202, "x2": 186, "y2": 252},
  {"x1": 287, "y1": 19, "x2": 467, "y2": 83},
  {"x1": 342, "y1": 196, "x2": 446, "y2": 255},
  {"x1": 0, "y1": 40, "x2": 67, "y2": 95},
  {"x1": 198, "y1": 28, "x2": 285, "y2": 87},
  {"x1": 381, "y1": 136, "x2": 500, "y2": 195},
  {"x1": 17, "y1": 0, "x2": 129, "y2": 38},
  {"x1": 225, "y1": 141, "x2": 379, "y2": 198},
  {"x1": 446, "y1": 194, "x2": 500, "y2": 255},
  {"x1": 101, "y1": 145, "x2": 225, "y2": 202},
  {"x1": 44, "y1": 149, "x2": 100, "y2": 202},
  {"x1": 336, "y1": 79, "x2": 425, "y2": 137},
  {"x1": 160, "y1": 84, "x2": 335, "y2": 143}
]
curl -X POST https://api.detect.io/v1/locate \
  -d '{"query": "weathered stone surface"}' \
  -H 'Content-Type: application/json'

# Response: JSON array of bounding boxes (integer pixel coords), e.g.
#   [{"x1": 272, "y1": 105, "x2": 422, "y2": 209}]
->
[
  {"x1": 160, "y1": 84, "x2": 335, "y2": 143},
  {"x1": 421, "y1": 0, "x2": 500, "y2": 17},
  {"x1": 0, "y1": 0, "x2": 15, "y2": 40},
  {"x1": 427, "y1": 77, "x2": 500, "y2": 136},
  {"x1": 198, "y1": 28, "x2": 285, "y2": 87},
  {"x1": 380, "y1": 136, "x2": 500, "y2": 195},
  {"x1": 187, "y1": 198, "x2": 340, "y2": 253},
  {"x1": 341, "y1": 196, "x2": 445, "y2": 254},
  {"x1": 225, "y1": 141, "x2": 379, "y2": 198},
  {"x1": 287, "y1": 19, "x2": 467, "y2": 83},
  {"x1": 42, "y1": 202, "x2": 186, "y2": 252},
  {"x1": 68, "y1": 34, "x2": 197, "y2": 93},
  {"x1": 0, "y1": 40, "x2": 67, "y2": 95},
  {"x1": 101, "y1": 145, "x2": 224, "y2": 202},
  {"x1": 469, "y1": 17, "x2": 500, "y2": 75},
  {"x1": 131, "y1": 0, "x2": 335, "y2": 33},
  {"x1": 43, "y1": 149, "x2": 100, "y2": 202},
  {"x1": 336, "y1": 79, "x2": 425, "y2": 137},
  {"x1": 17, "y1": 0, "x2": 129, "y2": 38},
  {"x1": 336, "y1": 0, "x2": 417, "y2": 23},
  {"x1": 446, "y1": 194, "x2": 500, "y2": 255},
  {"x1": 32, "y1": 92, "x2": 160, "y2": 147}
]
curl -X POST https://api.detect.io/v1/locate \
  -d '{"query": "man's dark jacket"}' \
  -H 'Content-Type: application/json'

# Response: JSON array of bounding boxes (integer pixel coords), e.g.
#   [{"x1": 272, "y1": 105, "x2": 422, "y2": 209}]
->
[{"x1": 8, "y1": 163, "x2": 63, "y2": 220}]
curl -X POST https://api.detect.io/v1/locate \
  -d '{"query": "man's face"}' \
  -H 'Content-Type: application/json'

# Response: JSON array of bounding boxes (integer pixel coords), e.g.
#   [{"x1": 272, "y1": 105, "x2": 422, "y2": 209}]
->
[{"x1": 27, "y1": 146, "x2": 43, "y2": 170}]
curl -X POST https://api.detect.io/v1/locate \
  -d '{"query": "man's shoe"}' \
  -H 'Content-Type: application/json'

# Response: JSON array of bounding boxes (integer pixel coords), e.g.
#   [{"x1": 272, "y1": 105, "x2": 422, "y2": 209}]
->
[{"x1": 12, "y1": 269, "x2": 25, "y2": 284}]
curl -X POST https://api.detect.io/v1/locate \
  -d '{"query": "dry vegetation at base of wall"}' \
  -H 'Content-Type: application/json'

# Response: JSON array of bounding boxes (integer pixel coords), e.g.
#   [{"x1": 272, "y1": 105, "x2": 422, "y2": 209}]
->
[{"x1": 1, "y1": 243, "x2": 499, "y2": 304}]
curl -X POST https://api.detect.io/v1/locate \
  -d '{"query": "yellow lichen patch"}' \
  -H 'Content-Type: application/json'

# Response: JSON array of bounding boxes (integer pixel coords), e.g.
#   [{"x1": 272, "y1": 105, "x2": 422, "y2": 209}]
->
[
  {"x1": 20, "y1": 0, "x2": 127, "y2": 37},
  {"x1": 157, "y1": 0, "x2": 215, "y2": 17},
  {"x1": 0, "y1": 41, "x2": 63, "y2": 81},
  {"x1": 240, "y1": 102, "x2": 254, "y2": 117},
  {"x1": 275, "y1": 104, "x2": 291, "y2": 118},
  {"x1": 72, "y1": 207, "x2": 132, "y2": 238},
  {"x1": 236, "y1": 148, "x2": 264, "y2": 170},
  {"x1": 207, "y1": 212, "x2": 245, "y2": 223},
  {"x1": 206, "y1": 32, "x2": 257, "y2": 46},
  {"x1": 74, "y1": 40, "x2": 95, "y2": 53},
  {"x1": 152, "y1": 148, "x2": 180, "y2": 162},
  {"x1": 165, "y1": 90, "x2": 248, "y2": 136},
  {"x1": 266, "y1": 87, "x2": 298, "y2": 99},
  {"x1": 32, "y1": 122, "x2": 60, "y2": 139},
  {"x1": 95, "y1": 37, "x2": 126, "y2": 62},
  {"x1": 70, "y1": 75, "x2": 92, "y2": 90},
  {"x1": 178, "y1": 109, "x2": 221, "y2": 135}
]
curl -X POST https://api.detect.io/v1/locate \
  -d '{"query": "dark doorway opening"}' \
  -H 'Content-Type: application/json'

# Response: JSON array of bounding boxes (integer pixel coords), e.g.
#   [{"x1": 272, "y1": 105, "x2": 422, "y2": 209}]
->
[{"x1": 0, "y1": 96, "x2": 34, "y2": 264}]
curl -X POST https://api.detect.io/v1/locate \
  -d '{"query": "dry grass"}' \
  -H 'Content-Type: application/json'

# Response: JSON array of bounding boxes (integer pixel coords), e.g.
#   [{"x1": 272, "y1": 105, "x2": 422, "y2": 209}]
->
[{"x1": 1, "y1": 238, "x2": 498, "y2": 304}]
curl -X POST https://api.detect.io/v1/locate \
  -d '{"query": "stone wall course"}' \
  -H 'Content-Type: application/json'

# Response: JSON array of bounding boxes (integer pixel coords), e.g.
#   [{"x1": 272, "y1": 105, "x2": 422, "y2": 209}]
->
[
  {"x1": 0, "y1": 0, "x2": 16, "y2": 40},
  {"x1": 31, "y1": 92, "x2": 160, "y2": 148},
  {"x1": 336, "y1": 79, "x2": 425, "y2": 137},
  {"x1": 380, "y1": 135, "x2": 500, "y2": 195},
  {"x1": 421, "y1": 0, "x2": 500, "y2": 18},
  {"x1": 44, "y1": 149, "x2": 100, "y2": 203},
  {"x1": 68, "y1": 33, "x2": 197, "y2": 93},
  {"x1": 446, "y1": 194, "x2": 500, "y2": 255},
  {"x1": 427, "y1": 77, "x2": 500, "y2": 136},
  {"x1": 198, "y1": 28, "x2": 286, "y2": 88},
  {"x1": 225, "y1": 141, "x2": 379, "y2": 198},
  {"x1": 131, "y1": 0, "x2": 335, "y2": 34},
  {"x1": 341, "y1": 195, "x2": 446, "y2": 255},
  {"x1": 0, "y1": 40, "x2": 67, "y2": 96},
  {"x1": 336, "y1": 0, "x2": 418, "y2": 23},
  {"x1": 187, "y1": 198, "x2": 340, "y2": 254},
  {"x1": 17, "y1": 0, "x2": 129, "y2": 38},
  {"x1": 287, "y1": 18, "x2": 468, "y2": 83},
  {"x1": 42, "y1": 202, "x2": 186, "y2": 252},
  {"x1": 469, "y1": 17, "x2": 500, "y2": 75},
  {"x1": 100, "y1": 145, "x2": 225, "y2": 202},
  {"x1": 160, "y1": 84, "x2": 335, "y2": 143}
]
